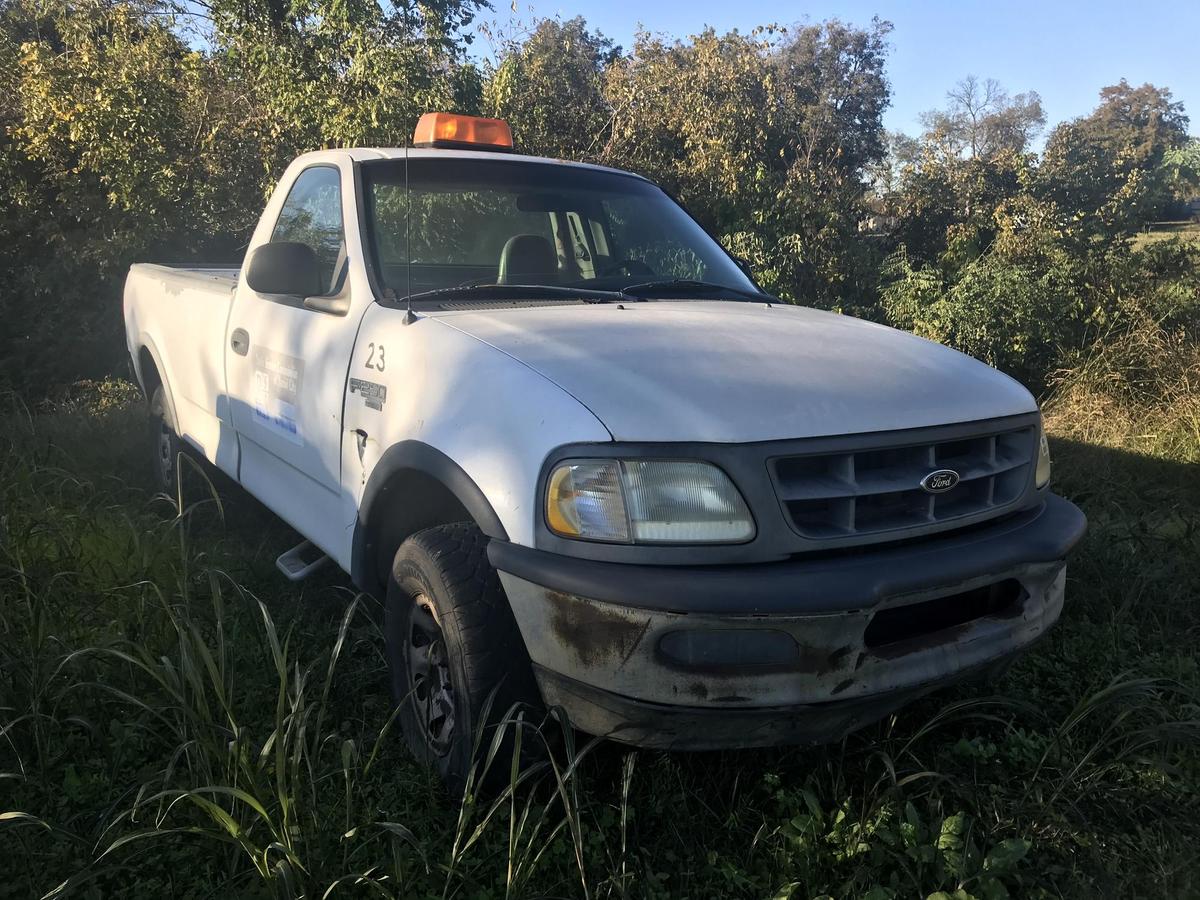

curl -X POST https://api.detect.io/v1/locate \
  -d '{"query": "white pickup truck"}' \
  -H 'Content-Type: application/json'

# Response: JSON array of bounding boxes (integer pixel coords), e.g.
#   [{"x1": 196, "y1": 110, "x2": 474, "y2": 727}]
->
[{"x1": 124, "y1": 113, "x2": 1086, "y2": 786}]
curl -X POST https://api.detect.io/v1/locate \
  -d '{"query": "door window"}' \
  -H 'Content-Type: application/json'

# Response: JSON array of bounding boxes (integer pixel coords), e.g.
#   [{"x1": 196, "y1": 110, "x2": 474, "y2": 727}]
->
[{"x1": 272, "y1": 166, "x2": 346, "y2": 295}]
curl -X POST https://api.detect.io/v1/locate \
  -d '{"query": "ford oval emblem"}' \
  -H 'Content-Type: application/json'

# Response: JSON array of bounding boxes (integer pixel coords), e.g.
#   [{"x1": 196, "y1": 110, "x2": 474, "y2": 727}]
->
[{"x1": 920, "y1": 468, "x2": 960, "y2": 493}]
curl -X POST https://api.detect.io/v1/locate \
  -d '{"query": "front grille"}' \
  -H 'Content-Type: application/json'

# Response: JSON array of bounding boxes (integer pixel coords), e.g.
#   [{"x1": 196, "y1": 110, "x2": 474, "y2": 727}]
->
[{"x1": 770, "y1": 426, "x2": 1036, "y2": 540}]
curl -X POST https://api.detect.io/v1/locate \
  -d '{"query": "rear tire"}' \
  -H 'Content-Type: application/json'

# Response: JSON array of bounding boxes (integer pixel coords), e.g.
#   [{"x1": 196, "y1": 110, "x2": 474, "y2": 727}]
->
[
  {"x1": 148, "y1": 385, "x2": 182, "y2": 494},
  {"x1": 385, "y1": 523, "x2": 541, "y2": 792}
]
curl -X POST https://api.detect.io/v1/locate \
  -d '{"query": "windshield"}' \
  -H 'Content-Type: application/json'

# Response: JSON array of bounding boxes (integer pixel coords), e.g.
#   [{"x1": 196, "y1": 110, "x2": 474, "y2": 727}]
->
[{"x1": 361, "y1": 156, "x2": 760, "y2": 301}]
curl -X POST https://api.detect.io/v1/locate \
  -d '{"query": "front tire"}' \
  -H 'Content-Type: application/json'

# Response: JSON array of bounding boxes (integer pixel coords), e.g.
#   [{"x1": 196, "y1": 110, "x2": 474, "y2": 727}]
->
[{"x1": 385, "y1": 523, "x2": 540, "y2": 791}]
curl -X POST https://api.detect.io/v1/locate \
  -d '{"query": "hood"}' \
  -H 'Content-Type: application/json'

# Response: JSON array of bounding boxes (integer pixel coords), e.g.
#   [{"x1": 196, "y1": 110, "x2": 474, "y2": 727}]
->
[{"x1": 433, "y1": 301, "x2": 1037, "y2": 443}]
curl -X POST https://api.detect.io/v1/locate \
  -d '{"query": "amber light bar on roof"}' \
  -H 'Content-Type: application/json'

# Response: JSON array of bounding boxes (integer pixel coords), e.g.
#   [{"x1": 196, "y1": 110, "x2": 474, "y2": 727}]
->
[{"x1": 412, "y1": 113, "x2": 514, "y2": 151}]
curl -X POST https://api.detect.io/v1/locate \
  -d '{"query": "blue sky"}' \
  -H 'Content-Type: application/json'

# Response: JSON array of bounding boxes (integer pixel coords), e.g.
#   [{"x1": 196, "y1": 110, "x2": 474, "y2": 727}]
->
[{"x1": 475, "y1": 0, "x2": 1200, "y2": 142}]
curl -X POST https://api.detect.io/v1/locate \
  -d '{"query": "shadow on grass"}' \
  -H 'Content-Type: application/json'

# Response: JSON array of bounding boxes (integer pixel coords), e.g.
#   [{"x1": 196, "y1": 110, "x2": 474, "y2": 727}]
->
[{"x1": 1051, "y1": 434, "x2": 1200, "y2": 511}]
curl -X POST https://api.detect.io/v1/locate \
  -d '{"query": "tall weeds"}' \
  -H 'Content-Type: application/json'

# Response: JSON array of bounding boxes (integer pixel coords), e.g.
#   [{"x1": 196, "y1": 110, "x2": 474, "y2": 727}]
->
[
  {"x1": 0, "y1": 387, "x2": 642, "y2": 898},
  {"x1": 2, "y1": 376, "x2": 1199, "y2": 898}
]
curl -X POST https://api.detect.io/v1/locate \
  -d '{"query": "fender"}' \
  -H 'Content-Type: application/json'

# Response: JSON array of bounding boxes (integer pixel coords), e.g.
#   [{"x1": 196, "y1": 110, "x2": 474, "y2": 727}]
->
[
  {"x1": 134, "y1": 334, "x2": 179, "y2": 428},
  {"x1": 351, "y1": 440, "x2": 509, "y2": 596}
]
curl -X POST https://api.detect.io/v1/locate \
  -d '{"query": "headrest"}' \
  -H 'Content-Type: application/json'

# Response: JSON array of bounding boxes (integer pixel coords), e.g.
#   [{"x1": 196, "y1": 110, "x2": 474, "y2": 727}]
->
[{"x1": 497, "y1": 234, "x2": 557, "y2": 284}]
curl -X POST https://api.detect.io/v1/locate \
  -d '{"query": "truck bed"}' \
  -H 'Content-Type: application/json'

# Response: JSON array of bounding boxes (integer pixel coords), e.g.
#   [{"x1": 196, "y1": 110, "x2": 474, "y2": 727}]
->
[
  {"x1": 131, "y1": 263, "x2": 240, "y2": 291},
  {"x1": 124, "y1": 262, "x2": 242, "y2": 467}
]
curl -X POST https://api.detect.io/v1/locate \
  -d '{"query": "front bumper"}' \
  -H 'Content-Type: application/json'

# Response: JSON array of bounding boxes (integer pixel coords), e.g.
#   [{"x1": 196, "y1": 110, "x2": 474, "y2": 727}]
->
[{"x1": 489, "y1": 494, "x2": 1086, "y2": 750}]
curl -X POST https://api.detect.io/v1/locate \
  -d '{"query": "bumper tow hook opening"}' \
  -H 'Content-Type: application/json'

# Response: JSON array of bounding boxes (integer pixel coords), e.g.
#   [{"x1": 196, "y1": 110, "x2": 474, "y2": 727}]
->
[{"x1": 864, "y1": 579, "x2": 1025, "y2": 650}]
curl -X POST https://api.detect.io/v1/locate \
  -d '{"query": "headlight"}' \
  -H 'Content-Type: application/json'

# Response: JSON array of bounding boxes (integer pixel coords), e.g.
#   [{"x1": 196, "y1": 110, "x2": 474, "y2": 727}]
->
[
  {"x1": 546, "y1": 459, "x2": 755, "y2": 544},
  {"x1": 1035, "y1": 421, "x2": 1052, "y2": 488}
]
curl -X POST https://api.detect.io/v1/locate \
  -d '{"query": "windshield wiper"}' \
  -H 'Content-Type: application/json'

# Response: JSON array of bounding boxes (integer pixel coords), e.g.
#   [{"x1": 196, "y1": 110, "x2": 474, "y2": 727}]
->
[
  {"x1": 618, "y1": 279, "x2": 772, "y2": 302},
  {"x1": 399, "y1": 283, "x2": 627, "y2": 304}
]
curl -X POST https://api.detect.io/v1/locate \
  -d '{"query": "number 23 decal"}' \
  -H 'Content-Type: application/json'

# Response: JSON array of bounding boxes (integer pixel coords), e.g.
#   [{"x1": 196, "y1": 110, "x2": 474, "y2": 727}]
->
[{"x1": 365, "y1": 343, "x2": 385, "y2": 371}]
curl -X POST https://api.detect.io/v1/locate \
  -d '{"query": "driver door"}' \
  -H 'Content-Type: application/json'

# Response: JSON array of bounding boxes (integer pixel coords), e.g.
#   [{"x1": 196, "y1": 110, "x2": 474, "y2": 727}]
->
[{"x1": 224, "y1": 162, "x2": 362, "y2": 562}]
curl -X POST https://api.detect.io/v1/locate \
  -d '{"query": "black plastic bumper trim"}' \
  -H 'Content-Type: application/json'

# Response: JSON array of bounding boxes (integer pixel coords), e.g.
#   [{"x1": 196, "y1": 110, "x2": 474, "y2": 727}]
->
[{"x1": 488, "y1": 493, "x2": 1086, "y2": 615}]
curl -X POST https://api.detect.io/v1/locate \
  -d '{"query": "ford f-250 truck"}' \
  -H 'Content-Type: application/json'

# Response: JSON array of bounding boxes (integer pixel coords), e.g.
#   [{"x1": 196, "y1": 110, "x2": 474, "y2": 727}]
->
[{"x1": 124, "y1": 112, "x2": 1086, "y2": 787}]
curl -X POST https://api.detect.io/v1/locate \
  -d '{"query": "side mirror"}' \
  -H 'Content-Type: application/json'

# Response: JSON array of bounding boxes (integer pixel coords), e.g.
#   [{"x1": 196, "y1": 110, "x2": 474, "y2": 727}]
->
[{"x1": 245, "y1": 242, "x2": 323, "y2": 297}]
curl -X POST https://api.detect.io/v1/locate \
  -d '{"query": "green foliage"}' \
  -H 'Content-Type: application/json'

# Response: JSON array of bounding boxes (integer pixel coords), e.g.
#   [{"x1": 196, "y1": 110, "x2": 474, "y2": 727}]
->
[
  {"x1": 3, "y1": 378, "x2": 1199, "y2": 898},
  {"x1": 881, "y1": 248, "x2": 1070, "y2": 383},
  {"x1": 769, "y1": 790, "x2": 1035, "y2": 900},
  {"x1": 876, "y1": 75, "x2": 1197, "y2": 391},
  {"x1": 0, "y1": 0, "x2": 484, "y2": 397},
  {"x1": 0, "y1": 0, "x2": 250, "y2": 392},
  {"x1": 888, "y1": 146, "x2": 1037, "y2": 268},
  {"x1": 1161, "y1": 137, "x2": 1200, "y2": 204},
  {"x1": 1040, "y1": 80, "x2": 1190, "y2": 238},
  {"x1": 483, "y1": 17, "x2": 618, "y2": 160},
  {"x1": 4, "y1": 2, "x2": 1192, "y2": 401},
  {"x1": 918, "y1": 75, "x2": 1045, "y2": 160},
  {"x1": 601, "y1": 21, "x2": 892, "y2": 308},
  {"x1": 2, "y1": 8, "x2": 1200, "y2": 897},
  {"x1": 209, "y1": 0, "x2": 485, "y2": 159},
  {"x1": 882, "y1": 232, "x2": 1200, "y2": 390}
]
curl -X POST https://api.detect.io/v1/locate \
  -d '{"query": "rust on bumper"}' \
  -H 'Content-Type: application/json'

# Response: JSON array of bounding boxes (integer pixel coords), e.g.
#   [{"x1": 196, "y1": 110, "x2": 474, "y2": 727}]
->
[{"x1": 496, "y1": 563, "x2": 1067, "y2": 750}]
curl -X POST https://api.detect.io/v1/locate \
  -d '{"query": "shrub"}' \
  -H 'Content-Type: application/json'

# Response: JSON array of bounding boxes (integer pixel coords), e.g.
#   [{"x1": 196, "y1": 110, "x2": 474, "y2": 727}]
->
[{"x1": 881, "y1": 236, "x2": 1200, "y2": 392}]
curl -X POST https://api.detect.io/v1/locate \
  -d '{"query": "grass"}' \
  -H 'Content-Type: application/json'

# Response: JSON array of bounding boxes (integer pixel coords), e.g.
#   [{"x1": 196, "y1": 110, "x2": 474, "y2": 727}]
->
[
  {"x1": 2, "y1": 355, "x2": 1199, "y2": 899},
  {"x1": 1131, "y1": 220, "x2": 1200, "y2": 249}
]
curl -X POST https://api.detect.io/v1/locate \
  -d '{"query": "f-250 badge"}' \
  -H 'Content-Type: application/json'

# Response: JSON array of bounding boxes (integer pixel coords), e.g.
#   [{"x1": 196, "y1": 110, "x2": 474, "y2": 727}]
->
[{"x1": 349, "y1": 378, "x2": 387, "y2": 411}]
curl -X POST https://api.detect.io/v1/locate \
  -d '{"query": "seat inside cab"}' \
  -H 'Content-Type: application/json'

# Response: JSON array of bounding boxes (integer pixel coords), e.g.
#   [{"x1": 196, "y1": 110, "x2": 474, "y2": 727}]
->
[
  {"x1": 497, "y1": 234, "x2": 558, "y2": 284},
  {"x1": 379, "y1": 195, "x2": 607, "y2": 295}
]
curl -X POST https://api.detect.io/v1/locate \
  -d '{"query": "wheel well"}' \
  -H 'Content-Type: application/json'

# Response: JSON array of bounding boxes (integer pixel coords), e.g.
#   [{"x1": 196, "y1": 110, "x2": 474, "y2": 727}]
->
[
  {"x1": 138, "y1": 347, "x2": 162, "y2": 400},
  {"x1": 361, "y1": 468, "x2": 476, "y2": 597},
  {"x1": 353, "y1": 442, "x2": 511, "y2": 597}
]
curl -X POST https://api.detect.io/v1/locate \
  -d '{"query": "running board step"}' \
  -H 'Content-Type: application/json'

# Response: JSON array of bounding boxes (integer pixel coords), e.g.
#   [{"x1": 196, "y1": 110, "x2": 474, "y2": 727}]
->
[{"x1": 275, "y1": 540, "x2": 330, "y2": 582}]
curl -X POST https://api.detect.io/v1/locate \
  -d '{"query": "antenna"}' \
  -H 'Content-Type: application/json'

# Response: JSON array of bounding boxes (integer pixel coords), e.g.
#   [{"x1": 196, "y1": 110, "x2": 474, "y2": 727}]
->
[{"x1": 403, "y1": 144, "x2": 416, "y2": 325}]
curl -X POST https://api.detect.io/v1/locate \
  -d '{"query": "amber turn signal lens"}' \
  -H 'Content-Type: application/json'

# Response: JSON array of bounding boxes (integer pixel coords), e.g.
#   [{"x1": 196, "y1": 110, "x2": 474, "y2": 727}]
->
[{"x1": 413, "y1": 113, "x2": 513, "y2": 150}]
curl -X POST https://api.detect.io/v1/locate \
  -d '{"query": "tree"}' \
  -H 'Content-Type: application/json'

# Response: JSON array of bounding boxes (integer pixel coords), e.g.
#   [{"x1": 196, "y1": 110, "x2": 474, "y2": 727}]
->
[
  {"x1": 1083, "y1": 80, "x2": 1188, "y2": 166},
  {"x1": 0, "y1": 0, "x2": 487, "y2": 395},
  {"x1": 887, "y1": 145, "x2": 1037, "y2": 265},
  {"x1": 881, "y1": 77, "x2": 1197, "y2": 392},
  {"x1": 484, "y1": 17, "x2": 618, "y2": 160},
  {"x1": 876, "y1": 77, "x2": 1047, "y2": 271},
  {"x1": 1, "y1": 0, "x2": 224, "y2": 390},
  {"x1": 199, "y1": 0, "x2": 486, "y2": 161},
  {"x1": 1040, "y1": 80, "x2": 1189, "y2": 234},
  {"x1": 883, "y1": 78, "x2": 1044, "y2": 265},
  {"x1": 868, "y1": 131, "x2": 922, "y2": 196},
  {"x1": 919, "y1": 75, "x2": 1045, "y2": 158},
  {"x1": 602, "y1": 20, "x2": 893, "y2": 308},
  {"x1": 1161, "y1": 138, "x2": 1200, "y2": 211}
]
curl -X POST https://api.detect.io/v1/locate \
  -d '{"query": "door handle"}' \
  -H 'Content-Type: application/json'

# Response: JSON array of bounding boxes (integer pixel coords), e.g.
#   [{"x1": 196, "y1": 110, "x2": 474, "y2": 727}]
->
[{"x1": 230, "y1": 328, "x2": 249, "y2": 356}]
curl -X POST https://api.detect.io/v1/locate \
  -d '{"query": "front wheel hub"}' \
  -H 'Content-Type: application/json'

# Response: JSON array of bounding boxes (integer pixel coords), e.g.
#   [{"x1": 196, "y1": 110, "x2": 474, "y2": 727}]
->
[
  {"x1": 157, "y1": 420, "x2": 174, "y2": 484},
  {"x1": 408, "y1": 596, "x2": 456, "y2": 756}
]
